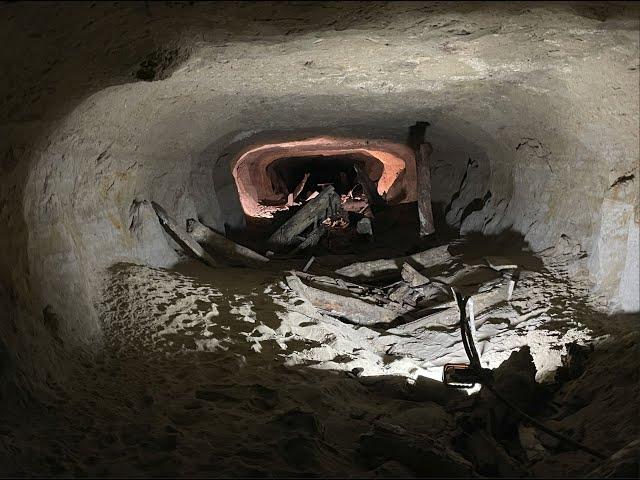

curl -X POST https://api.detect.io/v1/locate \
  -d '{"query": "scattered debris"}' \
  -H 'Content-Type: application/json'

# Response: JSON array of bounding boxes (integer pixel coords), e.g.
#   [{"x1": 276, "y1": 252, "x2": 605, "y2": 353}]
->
[
  {"x1": 268, "y1": 185, "x2": 342, "y2": 248},
  {"x1": 401, "y1": 262, "x2": 429, "y2": 287},
  {"x1": 151, "y1": 201, "x2": 217, "y2": 267},
  {"x1": 289, "y1": 224, "x2": 326, "y2": 254},
  {"x1": 335, "y1": 244, "x2": 453, "y2": 282},
  {"x1": 186, "y1": 218, "x2": 269, "y2": 264},
  {"x1": 285, "y1": 273, "x2": 397, "y2": 326}
]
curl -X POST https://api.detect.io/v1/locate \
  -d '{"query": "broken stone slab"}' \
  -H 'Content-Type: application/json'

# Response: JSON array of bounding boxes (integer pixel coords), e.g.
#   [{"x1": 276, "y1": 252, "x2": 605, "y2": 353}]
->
[
  {"x1": 269, "y1": 186, "x2": 342, "y2": 247},
  {"x1": 405, "y1": 375, "x2": 466, "y2": 405},
  {"x1": 128, "y1": 199, "x2": 181, "y2": 266},
  {"x1": 293, "y1": 271, "x2": 378, "y2": 296},
  {"x1": 431, "y1": 264, "x2": 503, "y2": 297},
  {"x1": 586, "y1": 439, "x2": 640, "y2": 478},
  {"x1": 356, "y1": 217, "x2": 373, "y2": 236},
  {"x1": 401, "y1": 262, "x2": 430, "y2": 287},
  {"x1": 186, "y1": 218, "x2": 269, "y2": 264},
  {"x1": 285, "y1": 274, "x2": 397, "y2": 326},
  {"x1": 389, "y1": 284, "x2": 417, "y2": 306},
  {"x1": 358, "y1": 421, "x2": 473, "y2": 477},
  {"x1": 292, "y1": 272, "x2": 409, "y2": 312},
  {"x1": 484, "y1": 256, "x2": 519, "y2": 271},
  {"x1": 335, "y1": 244, "x2": 453, "y2": 283},
  {"x1": 151, "y1": 201, "x2": 217, "y2": 268}
]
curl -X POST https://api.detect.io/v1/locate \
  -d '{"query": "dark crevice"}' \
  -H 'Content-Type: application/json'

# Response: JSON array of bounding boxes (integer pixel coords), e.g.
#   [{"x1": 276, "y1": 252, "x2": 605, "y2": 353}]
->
[
  {"x1": 444, "y1": 157, "x2": 476, "y2": 217},
  {"x1": 460, "y1": 190, "x2": 492, "y2": 224},
  {"x1": 609, "y1": 173, "x2": 635, "y2": 189}
]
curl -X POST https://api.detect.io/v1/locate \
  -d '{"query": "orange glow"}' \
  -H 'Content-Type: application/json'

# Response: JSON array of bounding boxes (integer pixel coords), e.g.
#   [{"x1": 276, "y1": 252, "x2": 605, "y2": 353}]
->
[{"x1": 231, "y1": 136, "x2": 417, "y2": 217}]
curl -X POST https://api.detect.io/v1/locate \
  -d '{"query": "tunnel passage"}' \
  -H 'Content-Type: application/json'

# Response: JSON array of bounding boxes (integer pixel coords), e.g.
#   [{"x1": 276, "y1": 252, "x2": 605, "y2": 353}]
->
[
  {"x1": 231, "y1": 137, "x2": 417, "y2": 218},
  {"x1": 267, "y1": 153, "x2": 378, "y2": 201},
  {"x1": 1, "y1": 2, "x2": 639, "y2": 477}
]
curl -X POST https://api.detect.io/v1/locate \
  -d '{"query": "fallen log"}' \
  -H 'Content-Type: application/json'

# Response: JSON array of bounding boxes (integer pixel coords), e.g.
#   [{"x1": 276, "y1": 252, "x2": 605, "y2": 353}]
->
[
  {"x1": 484, "y1": 257, "x2": 519, "y2": 271},
  {"x1": 186, "y1": 218, "x2": 269, "y2": 264},
  {"x1": 335, "y1": 244, "x2": 453, "y2": 282},
  {"x1": 293, "y1": 270, "x2": 406, "y2": 312},
  {"x1": 151, "y1": 202, "x2": 217, "y2": 268},
  {"x1": 285, "y1": 274, "x2": 398, "y2": 326},
  {"x1": 269, "y1": 186, "x2": 342, "y2": 247}
]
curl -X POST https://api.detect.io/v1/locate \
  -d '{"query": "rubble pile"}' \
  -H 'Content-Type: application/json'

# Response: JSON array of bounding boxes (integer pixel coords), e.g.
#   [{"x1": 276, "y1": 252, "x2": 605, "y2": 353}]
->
[{"x1": 284, "y1": 244, "x2": 517, "y2": 331}]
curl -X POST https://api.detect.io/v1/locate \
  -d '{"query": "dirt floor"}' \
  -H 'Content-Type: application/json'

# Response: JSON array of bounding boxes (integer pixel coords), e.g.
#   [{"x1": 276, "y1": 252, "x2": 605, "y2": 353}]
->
[{"x1": 0, "y1": 217, "x2": 637, "y2": 477}]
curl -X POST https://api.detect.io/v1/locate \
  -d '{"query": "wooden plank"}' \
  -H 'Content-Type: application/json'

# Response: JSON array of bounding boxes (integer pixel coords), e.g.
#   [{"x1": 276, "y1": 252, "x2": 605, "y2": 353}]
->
[
  {"x1": 285, "y1": 274, "x2": 398, "y2": 326},
  {"x1": 335, "y1": 244, "x2": 453, "y2": 282},
  {"x1": 268, "y1": 186, "x2": 341, "y2": 247},
  {"x1": 401, "y1": 262, "x2": 430, "y2": 287},
  {"x1": 416, "y1": 142, "x2": 435, "y2": 236},
  {"x1": 151, "y1": 202, "x2": 217, "y2": 268},
  {"x1": 389, "y1": 281, "x2": 510, "y2": 333},
  {"x1": 292, "y1": 172, "x2": 310, "y2": 202},
  {"x1": 186, "y1": 218, "x2": 269, "y2": 264}
]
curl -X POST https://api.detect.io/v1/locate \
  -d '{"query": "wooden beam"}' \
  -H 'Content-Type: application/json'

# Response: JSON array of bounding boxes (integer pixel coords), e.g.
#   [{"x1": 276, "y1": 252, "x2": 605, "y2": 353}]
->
[
  {"x1": 151, "y1": 202, "x2": 217, "y2": 268},
  {"x1": 186, "y1": 218, "x2": 269, "y2": 264},
  {"x1": 354, "y1": 164, "x2": 384, "y2": 207},
  {"x1": 416, "y1": 142, "x2": 435, "y2": 236},
  {"x1": 268, "y1": 186, "x2": 341, "y2": 247}
]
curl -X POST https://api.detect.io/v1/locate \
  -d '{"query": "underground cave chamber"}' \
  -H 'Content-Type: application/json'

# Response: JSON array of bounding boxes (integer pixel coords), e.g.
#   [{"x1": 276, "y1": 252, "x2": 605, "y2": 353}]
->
[{"x1": 0, "y1": 2, "x2": 638, "y2": 478}]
